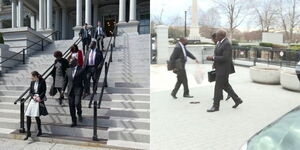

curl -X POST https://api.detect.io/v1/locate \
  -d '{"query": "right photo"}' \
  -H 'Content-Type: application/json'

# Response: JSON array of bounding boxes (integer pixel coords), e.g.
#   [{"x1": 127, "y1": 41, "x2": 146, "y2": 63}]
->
[{"x1": 150, "y1": 0, "x2": 300, "y2": 149}]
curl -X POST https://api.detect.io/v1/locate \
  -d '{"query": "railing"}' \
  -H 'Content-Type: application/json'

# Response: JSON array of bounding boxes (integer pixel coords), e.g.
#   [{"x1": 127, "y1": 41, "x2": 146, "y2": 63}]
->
[
  {"x1": 0, "y1": 31, "x2": 59, "y2": 66},
  {"x1": 232, "y1": 46, "x2": 300, "y2": 68},
  {"x1": 89, "y1": 25, "x2": 117, "y2": 141},
  {"x1": 13, "y1": 37, "x2": 82, "y2": 133}
]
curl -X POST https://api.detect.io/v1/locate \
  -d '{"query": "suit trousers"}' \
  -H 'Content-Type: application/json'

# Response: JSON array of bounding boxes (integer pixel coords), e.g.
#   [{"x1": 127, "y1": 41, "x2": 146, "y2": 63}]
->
[
  {"x1": 96, "y1": 37, "x2": 104, "y2": 50},
  {"x1": 68, "y1": 89, "x2": 82, "y2": 124},
  {"x1": 85, "y1": 66, "x2": 101, "y2": 94},
  {"x1": 82, "y1": 38, "x2": 91, "y2": 55},
  {"x1": 213, "y1": 74, "x2": 240, "y2": 108},
  {"x1": 172, "y1": 69, "x2": 189, "y2": 96}
]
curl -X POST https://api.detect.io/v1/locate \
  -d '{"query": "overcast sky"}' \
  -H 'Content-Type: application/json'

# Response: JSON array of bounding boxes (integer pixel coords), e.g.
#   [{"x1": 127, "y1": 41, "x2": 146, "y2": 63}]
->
[{"x1": 150, "y1": 0, "x2": 259, "y2": 31}]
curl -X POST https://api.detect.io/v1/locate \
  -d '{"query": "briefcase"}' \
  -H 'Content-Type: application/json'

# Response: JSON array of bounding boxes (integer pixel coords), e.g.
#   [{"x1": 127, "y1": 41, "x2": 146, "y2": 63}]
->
[{"x1": 208, "y1": 70, "x2": 216, "y2": 82}]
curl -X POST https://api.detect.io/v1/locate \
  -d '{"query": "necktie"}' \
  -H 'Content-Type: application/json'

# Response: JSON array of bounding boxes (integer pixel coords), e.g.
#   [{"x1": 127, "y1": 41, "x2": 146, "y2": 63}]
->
[{"x1": 98, "y1": 27, "x2": 100, "y2": 36}]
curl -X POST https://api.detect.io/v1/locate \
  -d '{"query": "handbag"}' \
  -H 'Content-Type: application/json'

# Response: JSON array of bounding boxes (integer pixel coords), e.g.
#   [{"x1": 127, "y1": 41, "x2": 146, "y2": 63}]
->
[
  {"x1": 208, "y1": 70, "x2": 216, "y2": 82},
  {"x1": 49, "y1": 85, "x2": 57, "y2": 96}
]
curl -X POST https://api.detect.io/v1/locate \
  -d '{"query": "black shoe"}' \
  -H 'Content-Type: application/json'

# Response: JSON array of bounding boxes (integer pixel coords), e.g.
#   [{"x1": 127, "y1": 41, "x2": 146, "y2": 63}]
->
[
  {"x1": 78, "y1": 116, "x2": 83, "y2": 122},
  {"x1": 37, "y1": 131, "x2": 42, "y2": 137},
  {"x1": 59, "y1": 99, "x2": 62, "y2": 105},
  {"x1": 24, "y1": 132, "x2": 31, "y2": 140},
  {"x1": 232, "y1": 100, "x2": 243, "y2": 108},
  {"x1": 183, "y1": 95, "x2": 194, "y2": 98},
  {"x1": 225, "y1": 95, "x2": 231, "y2": 101},
  {"x1": 207, "y1": 106, "x2": 219, "y2": 112},
  {"x1": 70, "y1": 123, "x2": 77, "y2": 127},
  {"x1": 171, "y1": 93, "x2": 177, "y2": 99}
]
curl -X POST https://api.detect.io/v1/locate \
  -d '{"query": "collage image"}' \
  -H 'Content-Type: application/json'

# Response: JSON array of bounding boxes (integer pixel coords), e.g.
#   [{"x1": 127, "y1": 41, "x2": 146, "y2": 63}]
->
[{"x1": 0, "y1": 0, "x2": 299, "y2": 150}]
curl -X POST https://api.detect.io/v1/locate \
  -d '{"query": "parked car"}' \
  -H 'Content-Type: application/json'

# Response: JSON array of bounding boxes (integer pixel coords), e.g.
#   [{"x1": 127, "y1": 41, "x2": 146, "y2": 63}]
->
[{"x1": 240, "y1": 105, "x2": 300, "y2": 150}]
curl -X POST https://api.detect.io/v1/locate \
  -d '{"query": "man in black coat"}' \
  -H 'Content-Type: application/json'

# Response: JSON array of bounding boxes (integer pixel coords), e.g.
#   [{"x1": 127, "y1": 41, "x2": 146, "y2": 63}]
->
[
  {"x1": 94, "y1": 21, "x2": 106, "y2": 51},
  {"x1": 62, "y1": 59, "x2": 85, "y2": 127},
  {"x1": 169, "y1": 37, "x2": 199, "y2": 99},
  {"x1": 79, "y1": 23, "x2": 92, "y2": 54},
  {"x1": 206, "y1": 29, "x2": 243, "y2": 112},
  {"x1": 83, "y1": 41, "x2": 104, "y2": 96}
]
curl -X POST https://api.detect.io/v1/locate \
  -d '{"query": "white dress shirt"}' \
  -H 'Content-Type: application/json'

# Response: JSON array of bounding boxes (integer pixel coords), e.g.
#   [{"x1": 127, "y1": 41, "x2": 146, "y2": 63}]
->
[
  {"x1": 178, "y1": 42, "x2": 187, "y2": 61},
  {"x1": 72, "y1": 66, "x2": 78, "y2": 78},
  {"x1": 88, "y1": 49, "x2": 97, "y2": 66}
]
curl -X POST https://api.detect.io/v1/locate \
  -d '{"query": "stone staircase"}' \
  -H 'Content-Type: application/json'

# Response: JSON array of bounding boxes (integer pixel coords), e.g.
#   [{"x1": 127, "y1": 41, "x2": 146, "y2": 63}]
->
[{"x1": 0, "y1": 34, "x2": 150, "y2": 149}]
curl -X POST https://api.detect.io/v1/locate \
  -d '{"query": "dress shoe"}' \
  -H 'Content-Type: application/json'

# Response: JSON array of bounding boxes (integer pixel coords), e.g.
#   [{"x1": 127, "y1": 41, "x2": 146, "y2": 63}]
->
[
  {"x1": 24, "y1": 132, "x2": 31, "y2": 140},
  {"x1": 232, "y1": 100, "x2": 243, "y2": 108},
  {"x1": 171, "y1": 93, "x2": 177, "y2": 99},
  {"x1": 70, "y1": 123, "x2": 77, "y2": 127},
  {"x1": 225, "y1": 95, "x2": 231, "y2": 101},
  {"x1": 207, "y1": 107, "x2": 219, "y2": 112},
  {"x1": 183, "y1": 95, "x2": 194, "y2": 98},
  {"x1": 37, "y1": 130, "x2": 42, "y2": 137},
  {"x1": 78, "y1": 116, "x2": 83, "y2": 122}
]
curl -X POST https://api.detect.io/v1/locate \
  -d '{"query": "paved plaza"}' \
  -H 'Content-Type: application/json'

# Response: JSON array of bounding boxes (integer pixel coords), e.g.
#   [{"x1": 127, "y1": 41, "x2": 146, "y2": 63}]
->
[{"x1": 150, "y1": 64, "x2": 300, "y2": 150}]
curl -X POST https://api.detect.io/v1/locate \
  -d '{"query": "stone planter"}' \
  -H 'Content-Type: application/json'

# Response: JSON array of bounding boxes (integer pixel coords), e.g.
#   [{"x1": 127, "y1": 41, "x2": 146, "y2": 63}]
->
[
  {"x1": 250, "y1": 66, "x2": 281, "y2": 84},
  {"x1": 280, "y1": 69, "x2": 300, "y2": 92}
]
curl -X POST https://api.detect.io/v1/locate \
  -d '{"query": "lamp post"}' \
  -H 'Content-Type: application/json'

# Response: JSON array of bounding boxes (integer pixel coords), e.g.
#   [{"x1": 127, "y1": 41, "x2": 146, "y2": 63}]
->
[{"x1": 184, "y1": 10, "x2": 187, "y2": 37}]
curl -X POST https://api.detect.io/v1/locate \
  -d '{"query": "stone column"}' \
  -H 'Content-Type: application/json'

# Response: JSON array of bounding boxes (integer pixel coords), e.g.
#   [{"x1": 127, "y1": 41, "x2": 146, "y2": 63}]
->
[
  {"x1": 55, "y1": 8, "x2": 60, "y2": 32},
  {"x1": 129, "y1": 0, "x2": 136, "y2": 22},
  {"x1": 85, "y1": 0, "x2": 91, "y2": 25},
  {"x1": 30, "y1": 15, "x2": 36, "y2": 29},
  {"x1": 0, "y1": 20, "x2": 3, "y2": 29},
  {"x1": 0, "y1": 0, "x2": 2, "y2": 12},
  {"x1": 188, "y1": 0, "x2": 201, "y2": 40},
  {"x1": 118, "y1": 0, "x2": 126, "y2": 23},
  {"x1": 38, "y1": 0, "x2": 45, "y2": 30},
  {"x1": 17, "y1": 0, "x2": 24, "y2": 27},
  {"x1": 62, "y1": 7, "x2": 67, "y2": 39},
  {"x1": 155, "y1": 25, "x2": 169, "y2": 64},
  {"x1": 46, "y1": 0, "x2": 53, "y2": 30},
  {"x1": 76, "y1": 0, "x2": 82, "y2": 26},
  {"x1": 11, "y1": 0, "x2": 17, "y2": 28},
  {"x1": 44, "y1": 0, "x2": 47, "y2": 29},
  {"x1": 93, "y1": 2, "x2": 98, "y2": 26}
]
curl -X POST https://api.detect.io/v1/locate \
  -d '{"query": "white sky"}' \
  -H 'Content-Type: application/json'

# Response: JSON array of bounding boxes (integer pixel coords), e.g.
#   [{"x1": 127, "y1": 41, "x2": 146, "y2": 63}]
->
[{"x1": 150, "y1": 0, "x2": 257, "y2": 31}]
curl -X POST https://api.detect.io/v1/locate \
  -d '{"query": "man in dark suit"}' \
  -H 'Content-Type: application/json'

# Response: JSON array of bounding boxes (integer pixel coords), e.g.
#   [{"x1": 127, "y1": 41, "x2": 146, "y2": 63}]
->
[
  {"x1": 211, "y1": 33, "x2": 231, "y2": 101},
  {"x1": 169, "y1": 37, "x2": 199, "y2": 99},
  {"x1": 206, "y1": 29, "x2": 243, "y2": 112},
  {"x1": 79, "y1": 23, "x2": 92, "y2": 54},
  {"x1": 83, "y1": 41, "x2": 104, "y2": 96},
  {"x1": 94, "y1": 21, "x2": 106, "y2": 51},
  {"x1": 62, "y1": 59, "x2": 85, "y2": 127}
]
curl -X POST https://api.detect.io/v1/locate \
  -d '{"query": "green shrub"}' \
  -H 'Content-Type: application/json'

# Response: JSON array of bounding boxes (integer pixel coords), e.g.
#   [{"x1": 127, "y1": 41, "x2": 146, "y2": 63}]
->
[
  {"x1": 0, "y1": 32, "x2": 4, "y2": 44},
  {"x1": 259, "y1": 42, "x2": 273, "y2": 47},
  {"x1": 289, "y1": 45, "x2": 300, "y2": 51}
]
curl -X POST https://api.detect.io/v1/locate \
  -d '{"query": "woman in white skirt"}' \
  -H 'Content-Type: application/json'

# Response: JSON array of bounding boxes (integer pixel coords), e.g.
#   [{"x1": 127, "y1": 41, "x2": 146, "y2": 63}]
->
[{"x1": 24, "y1": 71, "x2": 48, "y2": 140}]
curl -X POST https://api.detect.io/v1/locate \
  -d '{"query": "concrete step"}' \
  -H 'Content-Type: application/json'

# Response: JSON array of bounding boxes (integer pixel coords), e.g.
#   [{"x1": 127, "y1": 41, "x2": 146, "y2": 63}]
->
[
  {"x1": 0, "y1": 94, "x2": 150, "y2": 102},
  {"x1": 0, "y1": 104, "x2": 150, "y2": 118}
]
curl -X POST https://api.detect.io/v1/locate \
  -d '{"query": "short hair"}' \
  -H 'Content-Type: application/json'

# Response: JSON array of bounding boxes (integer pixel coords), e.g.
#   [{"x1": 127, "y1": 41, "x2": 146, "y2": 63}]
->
[
  {"x1": 70, "y1": 44, "x2": 79, "y2": 53},
  {"x1": 211, "y1": 33, "x2": 216, "y2": 39},
  {"x1": 31, "y1": 71, "x2": 42, "y2": 79},
  {"x1": 84, "y1": 23, "x2": 88, "y2": 26},
  {"x1": 53, "y1": 51, "x2": 63, "y2": 58},
  {"x1": 216, "y1": 29, "x2": 227, "y2": 37}
]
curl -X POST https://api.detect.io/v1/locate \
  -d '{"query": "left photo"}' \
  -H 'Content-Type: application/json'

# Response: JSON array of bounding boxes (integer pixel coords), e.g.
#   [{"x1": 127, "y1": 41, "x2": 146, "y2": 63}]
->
[{"x1": 0, "y1": 0, "x2": 150, "y2": 150}]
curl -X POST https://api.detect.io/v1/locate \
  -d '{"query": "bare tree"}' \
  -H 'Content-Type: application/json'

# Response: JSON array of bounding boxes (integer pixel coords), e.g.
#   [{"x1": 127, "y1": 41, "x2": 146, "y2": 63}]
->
[
  {"x1": 214, "y1": 0, "x2": 251, "y2": 39},
  {"x1": 255, "y1": 0, "x2": 277, "y2": 32},
  {"x1": 278, "y1": 0, "x2": 300, "y2": 43},
  {"x1": 200, "y1": 7, "x2": 221, "y2": 28}
]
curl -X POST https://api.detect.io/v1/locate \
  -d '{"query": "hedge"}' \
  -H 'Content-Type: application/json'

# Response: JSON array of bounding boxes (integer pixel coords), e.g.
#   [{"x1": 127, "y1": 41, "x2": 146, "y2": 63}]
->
[{"x1": 0, "y1": 32, "x2": 3, "y2": 44}]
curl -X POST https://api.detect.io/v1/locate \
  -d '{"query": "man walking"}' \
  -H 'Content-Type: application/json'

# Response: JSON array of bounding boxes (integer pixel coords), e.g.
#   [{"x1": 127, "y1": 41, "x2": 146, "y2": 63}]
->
[
  {"x1": 83, "y1": 41, "x2": 104, "y2": 97},
  {"x1": 79, "y1": 23, "x2": 92, "y2": 54},
  {"x1": 62, "y1": 59, "x2": 85, "y2": 127},
  {"x1": 206, "y1": 29, "x2": 243, "y2": 112},
  {"x1": 94, "y1": 21, "x2": 106, "y2": 51},
  {"x1": 169, "y1": 37, "x2": 199, "y2": 99}
]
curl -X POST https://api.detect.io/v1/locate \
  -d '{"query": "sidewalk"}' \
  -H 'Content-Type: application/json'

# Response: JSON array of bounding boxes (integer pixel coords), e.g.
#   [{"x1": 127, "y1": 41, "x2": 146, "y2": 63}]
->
[
  {"x1": 0, "y1": 138, "x2": 117, "y2": 150},
  {"x1": 150, "y1": 64, "x2": 300, "y2": 150}
]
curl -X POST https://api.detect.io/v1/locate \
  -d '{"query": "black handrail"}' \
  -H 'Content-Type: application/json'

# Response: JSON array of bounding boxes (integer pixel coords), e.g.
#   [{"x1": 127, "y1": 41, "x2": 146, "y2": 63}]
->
[
  {"x1": 13, "y1": 37, "x2": 82, "y2": 133},
  {"x1": 90, "y1": 25, "x2": 117, "y2": 141},
  {"x1": 0, "y1": 31, "x2": 59, "y2": 65}
]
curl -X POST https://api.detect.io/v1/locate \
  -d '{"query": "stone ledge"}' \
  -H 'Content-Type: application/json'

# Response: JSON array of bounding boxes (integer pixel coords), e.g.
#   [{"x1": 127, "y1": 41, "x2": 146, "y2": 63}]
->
[
  {"x1": 280, "y1": 69, "x2": 300, "y2": 92},
  {"x1": 250, "y1": 66, "x2": 281, "y2": 84}
]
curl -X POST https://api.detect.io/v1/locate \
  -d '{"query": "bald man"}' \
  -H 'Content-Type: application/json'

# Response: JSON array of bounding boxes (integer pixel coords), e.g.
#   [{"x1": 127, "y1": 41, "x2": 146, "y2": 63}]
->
[
  {"x1": 206, "y1": 29, "x2": 243, "y2": 112},
  {"x1": 169, "y1": 37, "x2": 199, "y2": 99}
]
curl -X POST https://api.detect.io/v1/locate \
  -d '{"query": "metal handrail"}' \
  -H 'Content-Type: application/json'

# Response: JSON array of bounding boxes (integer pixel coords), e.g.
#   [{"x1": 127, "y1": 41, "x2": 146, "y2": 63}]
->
[
  {"x1": 0, "y1": 31, "x2": 59, "y2": 64},
  {"x1": 90, "y1": 25, "x2": 117, "y2": 141},
  {"x1": 13, "y1": 37, "x2": 82, "y2": 133}
]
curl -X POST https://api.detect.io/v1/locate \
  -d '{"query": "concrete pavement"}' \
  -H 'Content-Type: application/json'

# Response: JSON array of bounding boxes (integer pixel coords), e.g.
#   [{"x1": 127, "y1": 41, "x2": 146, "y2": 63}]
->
[{"x1": 150, "y1": 64, "x2": 300, "y2": 150}]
